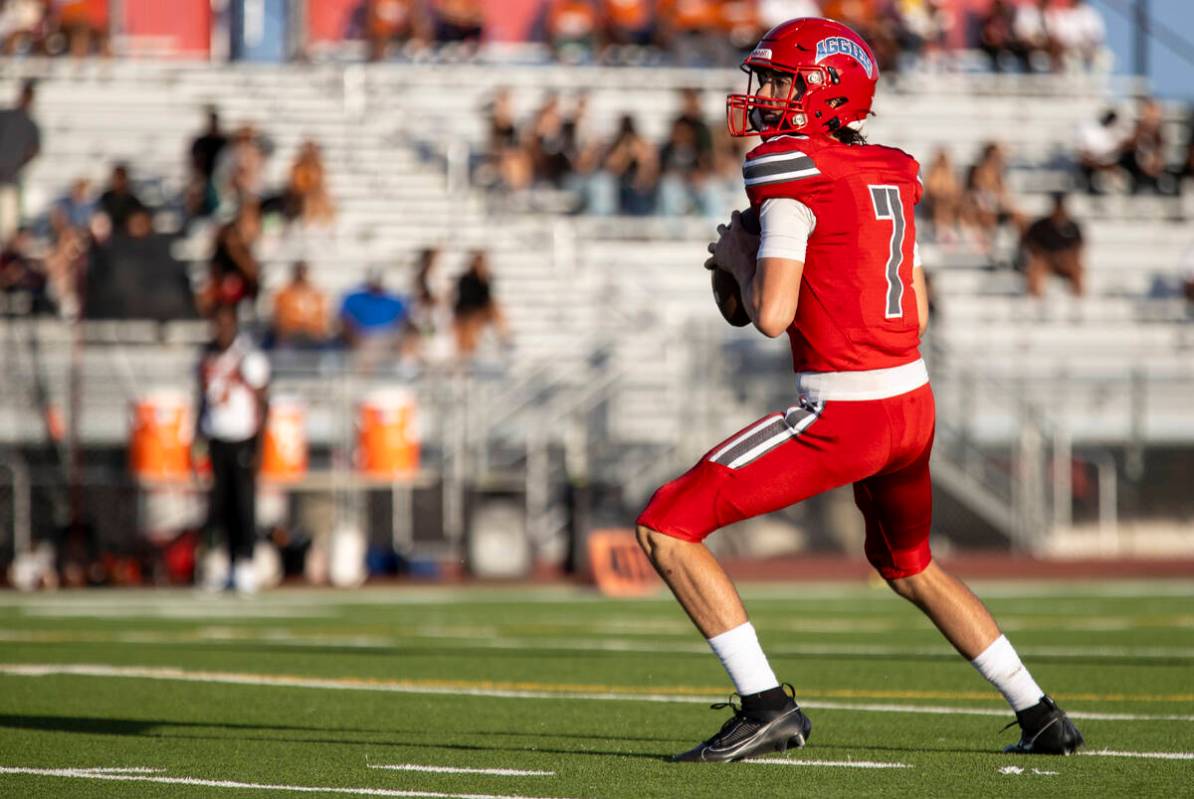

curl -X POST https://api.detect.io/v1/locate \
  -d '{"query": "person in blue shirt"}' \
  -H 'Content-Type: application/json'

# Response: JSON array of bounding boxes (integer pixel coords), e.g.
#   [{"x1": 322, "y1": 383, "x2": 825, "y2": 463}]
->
[{"x1": 339, "y1": 267, "x2": 408, "y2": 351}]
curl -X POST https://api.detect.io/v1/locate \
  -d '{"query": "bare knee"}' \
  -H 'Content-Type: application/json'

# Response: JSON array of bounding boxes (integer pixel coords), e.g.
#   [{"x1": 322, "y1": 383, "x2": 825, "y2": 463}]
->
[
  {"x1": 636, "y1": 525, "x2": 668, "y2": 562},
  {"x1": 883, "y1": 561, "x2": 936, "y2": 604},
  {"x1": 886, "y1": 564, "x2": 935, "y2": 605},
  {"x1": 887, "y1": 574, "x2": 921, "y2": 603}
]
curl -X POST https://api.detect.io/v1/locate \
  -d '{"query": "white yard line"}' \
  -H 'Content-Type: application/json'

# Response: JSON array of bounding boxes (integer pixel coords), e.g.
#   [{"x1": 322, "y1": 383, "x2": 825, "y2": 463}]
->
[
  {"x1": 744, "y1": 758, "x2": 911, "y2": 769},
  {"x1": 369, "y1": 765, "x2": 554, "y2": 777},
  {"x1": 2, "y1": 663, "x2": 1192, "y2": 723},
  {"x1": 5, "y1": 626, "x2": 1194, "y2": 662},
  {"x1": 0, "y1": 767, "x2": 576, "y2": 799},
  {"x1": 1079, "y1": 749, "x2": 1194, "y2": 761}
]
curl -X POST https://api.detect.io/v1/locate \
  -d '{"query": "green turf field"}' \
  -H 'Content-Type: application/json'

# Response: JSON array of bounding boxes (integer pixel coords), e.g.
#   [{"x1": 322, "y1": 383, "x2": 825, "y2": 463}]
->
[{"x1": 0, "y1": 580, "x2": 1191, "y2": 798}]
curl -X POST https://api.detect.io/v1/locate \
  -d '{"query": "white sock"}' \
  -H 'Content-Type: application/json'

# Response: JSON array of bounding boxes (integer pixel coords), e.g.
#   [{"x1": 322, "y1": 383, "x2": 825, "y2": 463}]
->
[
  {"x1": 707, "y1": 622, "x2": 779, "y2": 696},
  {"x1": 971, "y1": 634, "x2": 1044, "y2": 712}
]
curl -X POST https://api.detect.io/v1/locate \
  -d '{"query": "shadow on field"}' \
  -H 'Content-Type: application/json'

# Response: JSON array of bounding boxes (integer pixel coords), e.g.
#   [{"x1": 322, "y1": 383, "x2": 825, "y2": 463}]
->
[{"x1": 0, "y1": 714, "x2": 683, "y2": 760}]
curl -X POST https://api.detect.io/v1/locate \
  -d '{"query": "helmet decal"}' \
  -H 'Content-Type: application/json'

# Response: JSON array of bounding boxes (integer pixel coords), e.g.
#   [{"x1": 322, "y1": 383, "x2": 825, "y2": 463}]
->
[
  {"x1": 814, "y1": 36, "x2": 874, "y2": 78},
  {"x1": 750, "y1": 47, "x2": 772, "y2": 61}
]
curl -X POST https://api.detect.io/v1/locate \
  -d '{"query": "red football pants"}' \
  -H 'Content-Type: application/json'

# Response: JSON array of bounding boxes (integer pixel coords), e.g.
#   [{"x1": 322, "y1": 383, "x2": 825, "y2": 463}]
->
[{"x1": 636, "y1": 384, "x2": 935, "y2": 579}]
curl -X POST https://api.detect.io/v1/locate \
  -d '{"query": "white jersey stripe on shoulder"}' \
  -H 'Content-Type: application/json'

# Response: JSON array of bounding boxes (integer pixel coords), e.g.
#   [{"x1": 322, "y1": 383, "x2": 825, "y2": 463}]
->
[
  {"x1": 743, "y1": 150, "x2": 811, "y2": 168},
  {"x1": 744, "y1": 167, "x2": 821, "y2": 187}
]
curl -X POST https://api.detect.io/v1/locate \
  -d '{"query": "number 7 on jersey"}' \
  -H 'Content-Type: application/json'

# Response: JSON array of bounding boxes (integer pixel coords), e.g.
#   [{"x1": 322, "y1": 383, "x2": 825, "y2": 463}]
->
[{"x1": 869, "y1": 184, "x2": 906, "y2": 319}]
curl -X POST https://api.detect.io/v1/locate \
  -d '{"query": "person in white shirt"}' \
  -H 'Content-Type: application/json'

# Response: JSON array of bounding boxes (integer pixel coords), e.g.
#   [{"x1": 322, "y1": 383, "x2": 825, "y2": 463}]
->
[
  {"x1": 1075, "y1": 109, "x2": 1124, "y2": 193},
  {"x1": 1047, "y1": 0, "x2": 1105, "y2": 69},
  {"x1": 195, "y1": 304, "x2": 270, "y2": 593}
]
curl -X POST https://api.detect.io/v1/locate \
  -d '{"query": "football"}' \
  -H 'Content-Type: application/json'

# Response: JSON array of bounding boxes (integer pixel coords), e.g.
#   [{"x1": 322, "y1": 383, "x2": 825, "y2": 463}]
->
[{"x1": 712, "y1": 268, "x2": 751, "y2": 327}]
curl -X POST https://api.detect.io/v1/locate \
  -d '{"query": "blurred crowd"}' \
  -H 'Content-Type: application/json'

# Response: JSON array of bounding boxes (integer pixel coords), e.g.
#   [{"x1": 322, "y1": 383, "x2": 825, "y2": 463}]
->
[
  {"x1": 0, "y1": 81, "x2": 512, "y2": 364},
  {"x1": 364, "y1": 0, "x2": 1105, "y2": 74},
  {"x1": 0, "y1": 0, "x2": 108, "y2": 56},
  {"x1": 478, "y1": 87, "x2": 747, "y2": 216},
  {"x1": 978, "y1": 0, "x2": 1105, "y2": 73},
  {"x1": 918, "y1": 99, "x2": 1194, "y2": 299},
  {"x1": 3, "y1": 0, "x2": 1110, "y2": 76}
]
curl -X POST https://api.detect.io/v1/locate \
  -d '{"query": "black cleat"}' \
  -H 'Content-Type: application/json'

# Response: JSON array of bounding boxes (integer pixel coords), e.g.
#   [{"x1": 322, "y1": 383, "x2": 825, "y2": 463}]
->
[
  {"x1": 1003, "y1": 695, "x2": 1085, "y2": 755},
  {"x1": 672, "y1": 685, "x2": 812, "y2": 763}
]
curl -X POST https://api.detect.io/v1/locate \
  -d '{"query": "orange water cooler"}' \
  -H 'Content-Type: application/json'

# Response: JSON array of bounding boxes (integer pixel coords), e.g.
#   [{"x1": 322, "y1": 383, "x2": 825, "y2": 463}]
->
[
  {"x1": 129, "y1": 392, "x2": 193, "y2": 480},
  {"x1": 261, "y1": 396, "x2": 308, "y2": 482},
  {"x1": 356, "y1": 388, "x2": 420, "y2": 476}
]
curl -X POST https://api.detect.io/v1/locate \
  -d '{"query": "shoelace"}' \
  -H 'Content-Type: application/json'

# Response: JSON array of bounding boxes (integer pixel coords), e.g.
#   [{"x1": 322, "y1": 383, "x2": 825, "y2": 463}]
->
[
  {"x1": 704, "y1": 682, "x2": 802, "y2": 745},
  {"x1": 700, "y1": 695, "x2": 760, "y2": 746}
]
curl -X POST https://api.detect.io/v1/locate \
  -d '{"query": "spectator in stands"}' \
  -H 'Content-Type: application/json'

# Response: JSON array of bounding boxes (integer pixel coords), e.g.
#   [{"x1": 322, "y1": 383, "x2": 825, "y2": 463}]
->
[
  {"x1": 528, "y1": 94, "x2": 573, "y2": 187},
  {"x1": 453, "y1": 250, "x2": 510, "y2": 357},
  {"x1": 977, "y1": 0, "x2": 1019, "y2": 72},
  {"x1": 432, "y1": 0, "x2": 484, "y2": 43},
  {"x1": 55, "y1": 0, "x2": 109, "y2": 57},
  {"x1": 922, "y1": 148, "x2": 963, "y2": 243},
  {"x1": 189, "y1": 107, "x2": 227, "y2": 218},
  {"x1": 483, "y1": 88, "x2": 533, "y2": 192},
  {"x1": 271, "y1": 261, "x2": 330, "y2": 349},
  {"x1": 545, "y1": 0, "x2": 600, "y2": 62},
  {"x1": 675, "y1": 88, "x2": 714, "y2": 164},
  {"x1": 340, "y1": 267, "x2": 409, "y2": 351},
  {"x1": 43, "y1": 181, "x2": 91, "y2": 318},
  {"x1": 52, "y1": 178, "x2": 95, "y2": 232},
  {"x1": 600, "y1": 0, "x2": 655, "y2": 48},
  {"x1": 1119, "y1": 98, "x2": 1170, "y2": 195},
  {"x1": 97, "y1": 164, "x2": 146, "y2": 236},
  {"x1": 216, "y1": 124, "x2": 267, "y2": 205},
  {"x1": 1047, "y1": 0, "x2": 1105, "y2": 71},
  {"x1": 562, "y1": 94, "x2": 611, "y2": 212},
  {"x1": 658, "y1": 115, "x2": 715, "y2": 216},
  {"x1": 888, "y1": 0, "x2": 951, "y2": 69},
  {"x1": 0, "y1": 80, "x2": 40, "y2": 243},
  {"x1": 407, "y1": 248, "x2": 455, "y2": 363},
  {"x1": 264, "y1": 140, "x2": 336, "y2": 227},
  {"x1": 1011, "y1": 0, "x2": 1055, "y2": 72},
  {"x1": 962, "y1": 142, "x2": 1022, "y2": 248},
  {"x1": 602, "y1": 114, "x2": 658, "y2": 215},
  {"x1": 1075, "y1": 109, "x2": 1125, "y2": 194},
  {"x1": 562, "y1": 92, "x2": 600, "y2": 172},
  {"x1": 207, "y1": 203, "x2": 262, "y2": 312},
  {"x1": 366, "y1": 0, "x2": 429, "y2": 61},
  {"x1": 1021, "y1": 193, "x2": 1085, "y2": 298},
  {"x1": 0, "y1": 225, "x2": 53, "y2": 316}
]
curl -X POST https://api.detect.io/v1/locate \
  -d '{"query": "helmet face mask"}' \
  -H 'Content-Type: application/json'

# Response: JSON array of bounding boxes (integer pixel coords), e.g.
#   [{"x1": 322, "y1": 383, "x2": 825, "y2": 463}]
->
[
  {"x1": 728, "y1": 65, "x2": 829, "y2": 137},
  {"x1": 726, "y1": 17, "x2": 877, "y2": 139}
]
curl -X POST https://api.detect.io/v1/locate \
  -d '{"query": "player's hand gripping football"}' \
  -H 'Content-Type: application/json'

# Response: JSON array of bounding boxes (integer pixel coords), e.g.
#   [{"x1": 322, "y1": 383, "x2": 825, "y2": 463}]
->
[
  {"x1": 704, "y1": 208, "x2": 761, "y2": 283},
  {"x1": 706, "y1": 208, "x2": 761, "y2": 328}
]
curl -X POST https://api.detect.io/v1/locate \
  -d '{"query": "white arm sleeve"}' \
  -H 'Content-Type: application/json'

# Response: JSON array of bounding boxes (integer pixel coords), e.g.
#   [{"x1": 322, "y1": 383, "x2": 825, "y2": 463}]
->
[
  {"x1": 913, "y1": 241, "x2": 922, "y2": 269},
  {"x1": 757, "y1": 198, "x2": 816, "y2": 263}
]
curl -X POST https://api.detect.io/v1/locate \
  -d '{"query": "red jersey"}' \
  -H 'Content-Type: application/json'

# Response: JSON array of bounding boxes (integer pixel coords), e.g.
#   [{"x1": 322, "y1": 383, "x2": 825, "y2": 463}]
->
[{"x1": 744, "y1": 134, "x2": 923, "y2": 374}]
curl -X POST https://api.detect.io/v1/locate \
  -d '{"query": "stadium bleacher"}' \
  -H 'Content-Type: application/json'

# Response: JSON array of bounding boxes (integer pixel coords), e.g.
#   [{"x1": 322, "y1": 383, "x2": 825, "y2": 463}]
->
[{"x1": 1, "y1": 55, "x2": 1192, "y2": 553}]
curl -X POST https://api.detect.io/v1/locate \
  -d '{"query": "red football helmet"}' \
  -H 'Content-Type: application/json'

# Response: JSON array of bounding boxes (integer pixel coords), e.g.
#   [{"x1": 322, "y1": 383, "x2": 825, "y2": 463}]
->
[{"x1": 727, "y1": 17, "x2": 879, "y2": 138}]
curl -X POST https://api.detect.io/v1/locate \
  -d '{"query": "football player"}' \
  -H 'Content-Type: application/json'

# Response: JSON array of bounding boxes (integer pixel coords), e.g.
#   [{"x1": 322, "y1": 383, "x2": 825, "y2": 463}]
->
[{"x1": 635, "y1": 17, "x2": 1084, "y2": 762}]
